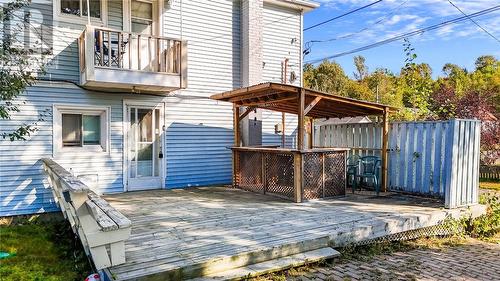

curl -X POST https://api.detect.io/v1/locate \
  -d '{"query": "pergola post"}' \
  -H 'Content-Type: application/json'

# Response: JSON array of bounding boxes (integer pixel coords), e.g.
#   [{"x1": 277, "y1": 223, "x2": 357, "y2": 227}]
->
[
  {"x1": 381, "y1": 107, "x2": 389, "y2": 192},
  {"x1": 294, "y1": 89, "x2": 306, "y2": 203},
  {"x1": 308, "y1": 118, "x2": 314, "y2": 149},
  {"x1": 297, "y1": 89, "x2": 305, "y2": 150},
  {"x1": 281, "y1": 112, "x2": 286, "y2": 147},
  {"x1": 232, "y1": 105, "x2": 241, "y2": 188}
]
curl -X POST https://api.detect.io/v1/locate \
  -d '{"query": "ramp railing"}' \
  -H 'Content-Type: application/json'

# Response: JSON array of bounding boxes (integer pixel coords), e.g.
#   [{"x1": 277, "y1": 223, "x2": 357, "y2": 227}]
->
[{"x1": 42, "y1": 158, "x2": 131, "y2": 270}]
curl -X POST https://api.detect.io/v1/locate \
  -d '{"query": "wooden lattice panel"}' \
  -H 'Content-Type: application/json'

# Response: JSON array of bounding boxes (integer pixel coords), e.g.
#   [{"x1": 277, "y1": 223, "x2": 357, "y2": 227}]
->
[
  {"x1": 237, "y1": 151, "x2": 264, "y2": 193},
  {"x1": 324, "y1": 152, "x2": 346, "y2": 197},
  {"x1": 303, "y1": 153, "x2": 323, "y2": 200},
  {"x1": 265, "y1": 153, "x2": 295, "y2": 200}
]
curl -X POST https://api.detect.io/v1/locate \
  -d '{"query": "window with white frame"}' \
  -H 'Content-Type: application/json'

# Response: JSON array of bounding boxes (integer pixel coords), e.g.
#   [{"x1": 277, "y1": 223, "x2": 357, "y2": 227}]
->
[
  {"x1": 131, "y1": 0, "x2": 154, "y2": 34},
  {"x1": 60, "y1": 0, "x2": 102, "y2": 19},
  {"x1": 54, "y1": 106, "x2": 109, "y2": 153}
]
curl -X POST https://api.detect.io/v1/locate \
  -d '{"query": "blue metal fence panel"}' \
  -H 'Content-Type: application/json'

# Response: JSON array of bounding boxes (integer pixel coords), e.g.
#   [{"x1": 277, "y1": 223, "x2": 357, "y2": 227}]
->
[{"x1": 316, "y1": 119, "x2": 481, "y2": 208}]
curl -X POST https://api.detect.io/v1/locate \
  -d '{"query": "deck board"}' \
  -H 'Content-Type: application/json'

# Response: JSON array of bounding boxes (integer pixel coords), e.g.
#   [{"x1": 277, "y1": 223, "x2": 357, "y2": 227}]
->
[{"x1": 103, "y1": 187, "x2": 481, "y2": 280}]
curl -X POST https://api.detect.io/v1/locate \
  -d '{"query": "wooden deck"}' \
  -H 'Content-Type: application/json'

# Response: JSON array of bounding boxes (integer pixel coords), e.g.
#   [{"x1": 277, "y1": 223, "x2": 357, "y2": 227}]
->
[{"x1": 103, "y1": 187, "x2": 485, "y2": 281}]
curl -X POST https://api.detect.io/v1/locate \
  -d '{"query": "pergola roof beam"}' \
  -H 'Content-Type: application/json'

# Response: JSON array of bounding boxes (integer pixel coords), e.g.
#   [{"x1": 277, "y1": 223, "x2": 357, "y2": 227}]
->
[
  {"x1": 211, "y1": 82, "x2": 396, "y2": 118},
  {"x1": 304, "y1": 96, "x2": 322, "y2": 116}
]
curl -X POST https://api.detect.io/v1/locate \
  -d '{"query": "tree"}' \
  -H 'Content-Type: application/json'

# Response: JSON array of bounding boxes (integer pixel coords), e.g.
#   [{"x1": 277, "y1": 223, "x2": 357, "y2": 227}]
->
[
  {"x1": 365, "y1": 68, "x2": 402, "y2": 108},
  {"x1": 440, "y1": 63, "x2": 470, "y2": 96},
  {"x1": 455, "y1": 90, "x2": 499, "y2": 165},
  {"x1": 397, "y1": 39, "x2": 434, "y2": 120},
  {"x1": 0, "y1": 0, "x2": 50, "y2": 140},
  {"x1": 429, "y1": 84, "x2": 499, "y2": 164},
  {"x1": 429, "y1": 85, "x2": 457, "y2": 120},
  {"x1": 475, "y1": 55, "x2": 497, "y2": 71},
  {"x1": 353, "y1": 55, "x2": 368, "y2": 81},
  {"x1": 303, "y1": 60, "x2": 349, "y2": 95}
]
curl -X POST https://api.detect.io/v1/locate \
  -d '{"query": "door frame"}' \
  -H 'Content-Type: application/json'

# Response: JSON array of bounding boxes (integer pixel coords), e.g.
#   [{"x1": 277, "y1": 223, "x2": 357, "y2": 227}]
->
[{"x1": 122, "y1": 99, "x2": 166, "y2": 192}]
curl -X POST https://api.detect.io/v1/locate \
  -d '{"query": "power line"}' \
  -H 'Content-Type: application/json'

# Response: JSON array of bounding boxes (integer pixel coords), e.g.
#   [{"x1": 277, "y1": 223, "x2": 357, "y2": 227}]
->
[
  {"x1": 303, "y1": 0, "x2": 383, "y2": 32},
  {"x1": 446, "y1": 0, "x2": 500, "y2": 44},
  {"x1": 304, "y1": 0, "x2": 409, "y2": 55},
  {"x1": 305, "y1": 5, "x2": 500, "y2": 64},
  {"x1": 306, "y1": 0, "x2": 409, "y2": 45}
]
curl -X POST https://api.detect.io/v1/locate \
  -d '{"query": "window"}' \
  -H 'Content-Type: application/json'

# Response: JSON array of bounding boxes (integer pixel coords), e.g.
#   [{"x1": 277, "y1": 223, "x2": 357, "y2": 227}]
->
[
  {"x1": 82, "y1": 115, "x2": 101, "y2": 145},
  {"x1": 62, "y1": 114, "x2": 101, "y2": 147},
  {"x1": 131, "y1": 0, "x2": 153, "y2": 34},
  {"x1": 62, "y1": 114, "x2": 82, "y2": 146},
  {"x1": 60, "y1": 0, "x2": 101, "y2": 19},
  {"x1": 54, "y1": 105, "x2": 110, "y2": 154}
]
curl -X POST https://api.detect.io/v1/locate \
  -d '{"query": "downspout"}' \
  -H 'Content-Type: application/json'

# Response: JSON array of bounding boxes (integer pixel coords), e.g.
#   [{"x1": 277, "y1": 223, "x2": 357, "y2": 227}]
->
[
  {"x1": 282, "y1": 58, "x2": 289, "y2": 148},
  {"x1": 86, "y1": 0, "x2": 91, "y2": 24}
]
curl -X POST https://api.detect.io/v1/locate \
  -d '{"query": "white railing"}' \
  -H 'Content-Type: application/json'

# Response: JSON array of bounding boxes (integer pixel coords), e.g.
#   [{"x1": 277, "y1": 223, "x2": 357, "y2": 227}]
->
[
  {"x1": 42, "y1": 158, "x2": 131, "y2": 270},
  {"x1": 79, "y1": 25, "x2": 186, "y2": 74}
]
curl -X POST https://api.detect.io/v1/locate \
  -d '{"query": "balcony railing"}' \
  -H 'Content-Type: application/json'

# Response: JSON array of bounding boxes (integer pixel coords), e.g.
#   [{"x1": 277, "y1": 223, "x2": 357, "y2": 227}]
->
[{"x1": 78, "y1": 25, "x2": 187, "y2": 93}]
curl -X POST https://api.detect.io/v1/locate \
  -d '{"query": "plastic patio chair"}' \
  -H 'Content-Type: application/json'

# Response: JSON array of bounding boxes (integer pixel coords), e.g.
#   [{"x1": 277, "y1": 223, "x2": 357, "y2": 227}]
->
[
  {"x1": 346, "y1": 154, "x2": 360, "y2": 193},
  {"x1": 359, "y1": 156, "x2": 381, "y2": 195}
]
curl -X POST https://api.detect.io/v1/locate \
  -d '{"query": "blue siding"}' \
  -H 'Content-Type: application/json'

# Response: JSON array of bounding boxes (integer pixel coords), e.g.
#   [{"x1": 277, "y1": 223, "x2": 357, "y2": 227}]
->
[
  {"x1": 0, "y1": 85, "x2": 161, "y2": 216},
  {"x1": 0, "y1": 0, "x2": 305, "y2": 216},
  {"x1": 108, "y1": 0, "x2": 123, "y2": 30}
]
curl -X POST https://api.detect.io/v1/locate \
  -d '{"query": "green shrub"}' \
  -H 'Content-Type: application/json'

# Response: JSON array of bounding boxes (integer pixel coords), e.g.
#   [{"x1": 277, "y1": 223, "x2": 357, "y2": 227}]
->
[
  {"x1": 468, "y1": 193, "x2": 500, "y2": 238},
  {"x1": 445, "y1": 193, "x2": 500, "y2": 240}
]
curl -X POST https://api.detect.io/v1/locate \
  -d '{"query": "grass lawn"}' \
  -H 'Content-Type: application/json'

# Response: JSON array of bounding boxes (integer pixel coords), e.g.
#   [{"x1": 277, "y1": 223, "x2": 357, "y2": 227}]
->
[
  {"x1": 0, "y1": 217, "x2": 91, "y2": 281},
  {"x1": 480, "y1": 180, "x2": 500, "y2": 192}
]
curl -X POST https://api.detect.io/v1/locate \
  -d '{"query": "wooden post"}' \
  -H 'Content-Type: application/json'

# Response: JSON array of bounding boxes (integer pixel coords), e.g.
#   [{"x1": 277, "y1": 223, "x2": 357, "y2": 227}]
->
[
  {"x1": 293, "y1": 153, "x2": 303, "y2": 203},
  {"x1": 281, "y1": 112, "x2": 286, "y2": 148},
  {"x1": 297, "y1": 89, "x2": 305, "y2": 151},
  {"x1": 381, "y1": 107, "x2": 389, "y2": 192},
  {"x1": 308, "y1": 118, "x2": 314, "y2": 149},
  {"x1": 295, "y1": 90, "x2": 305, "y2": 203},
  {"x1": 232, "y1": 105, "x2": 241, "y2": 188},
  {"x1": 261, "y1": 154, "x2": 267, "y2": 194}
]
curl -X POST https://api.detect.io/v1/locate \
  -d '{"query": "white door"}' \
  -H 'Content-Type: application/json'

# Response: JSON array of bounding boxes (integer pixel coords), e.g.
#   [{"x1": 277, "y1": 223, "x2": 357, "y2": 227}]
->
[{"x1": 126, "y1": 105, "x2": 164, "y2": 191}]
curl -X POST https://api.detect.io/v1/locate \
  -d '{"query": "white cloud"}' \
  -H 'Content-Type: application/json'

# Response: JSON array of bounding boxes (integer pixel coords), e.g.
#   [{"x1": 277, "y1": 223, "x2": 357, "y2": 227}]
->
[{"x1": 312, "y1": 0, "x2": 499, "y2": 44}]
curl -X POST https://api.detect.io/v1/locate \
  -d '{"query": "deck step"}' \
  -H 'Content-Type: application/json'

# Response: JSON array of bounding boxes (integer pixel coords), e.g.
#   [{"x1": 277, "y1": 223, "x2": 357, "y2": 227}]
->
[{"x1": 187, "y1": 247, "x2": 341, "y2": 281}]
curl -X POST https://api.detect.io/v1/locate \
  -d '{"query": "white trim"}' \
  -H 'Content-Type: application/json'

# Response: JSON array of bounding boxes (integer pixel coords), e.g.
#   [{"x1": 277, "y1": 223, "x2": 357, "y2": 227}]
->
[
  {"x1": 264, "y1": 0, "x2": 319, "y2": 12},
  {"x1": 53, "y1": 104, "x2": 111, "y2": 157},
  {"x1": 123, "y1": 0, "x2": 163, "y2": 36},
  {"x1": 53, "y1": 0, "x2": 108, "y2": 26},
  {"x1": 123, "y1": 0, "x2": 131, "y2": 31},
  {"x1": 122, "y1": 100, "x2": 165, "y2": 192}
]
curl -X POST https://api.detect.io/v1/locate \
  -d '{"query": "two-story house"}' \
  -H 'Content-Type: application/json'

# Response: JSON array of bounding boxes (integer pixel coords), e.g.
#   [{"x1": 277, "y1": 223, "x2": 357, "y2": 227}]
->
[{"x1": 0, "y1": 0, "x2": 318, "y2": 216}]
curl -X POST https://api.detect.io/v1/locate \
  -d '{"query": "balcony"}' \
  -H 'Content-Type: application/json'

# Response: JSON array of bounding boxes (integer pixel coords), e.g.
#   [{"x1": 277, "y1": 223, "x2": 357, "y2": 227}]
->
[{"x1": 78, "y1": 25, "x2": 187, "y2": 94}]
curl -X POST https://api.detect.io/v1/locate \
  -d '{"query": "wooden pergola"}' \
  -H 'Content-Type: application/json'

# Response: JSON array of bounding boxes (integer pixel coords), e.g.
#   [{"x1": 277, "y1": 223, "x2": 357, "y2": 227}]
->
[{"x1": 211, "y1": 82, "x2": 396, "y2": 202}]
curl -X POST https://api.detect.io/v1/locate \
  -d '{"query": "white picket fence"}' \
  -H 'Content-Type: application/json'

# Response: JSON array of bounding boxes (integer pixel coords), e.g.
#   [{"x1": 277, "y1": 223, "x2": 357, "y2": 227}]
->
[{"x1": 315, "y1": 119, "x2": 481, "y2": 208}]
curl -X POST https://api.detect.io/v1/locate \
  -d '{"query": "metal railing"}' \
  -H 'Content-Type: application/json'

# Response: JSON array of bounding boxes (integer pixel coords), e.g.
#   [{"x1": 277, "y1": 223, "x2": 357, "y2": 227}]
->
[{"x1": 79, "y1": 25, "x2": 183, "y2": 74}]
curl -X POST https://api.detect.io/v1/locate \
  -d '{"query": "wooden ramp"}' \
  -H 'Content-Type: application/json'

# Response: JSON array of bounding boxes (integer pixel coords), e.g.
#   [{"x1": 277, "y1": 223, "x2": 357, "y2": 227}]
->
[{"x1": 102, "y1": 187, "x2": 485, "y2": 280}]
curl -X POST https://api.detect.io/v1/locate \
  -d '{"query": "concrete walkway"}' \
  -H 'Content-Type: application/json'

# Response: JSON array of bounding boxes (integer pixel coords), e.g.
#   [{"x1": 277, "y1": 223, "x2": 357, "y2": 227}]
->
[{"x1": 267, "y1": 239, "x2": 500, "y2": 281}]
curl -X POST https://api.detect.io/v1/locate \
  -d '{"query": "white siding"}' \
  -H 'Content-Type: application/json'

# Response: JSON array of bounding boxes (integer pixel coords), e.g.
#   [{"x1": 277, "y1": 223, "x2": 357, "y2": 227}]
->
[{"x1": 262, "y1": 3, "x2": 301, "y2": 147}]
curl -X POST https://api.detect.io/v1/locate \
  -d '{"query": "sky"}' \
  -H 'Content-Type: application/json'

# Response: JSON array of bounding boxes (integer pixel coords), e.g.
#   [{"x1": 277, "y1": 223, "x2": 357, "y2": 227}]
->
[{"x1": 303, "y1": 0, "x2": 500, "y2": 78}]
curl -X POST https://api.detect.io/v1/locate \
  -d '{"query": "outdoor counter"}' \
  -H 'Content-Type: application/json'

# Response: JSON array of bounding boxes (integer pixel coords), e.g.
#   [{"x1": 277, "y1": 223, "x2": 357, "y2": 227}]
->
[{"x1": 231, "y1": 146, "x2": 348, "y2": 202}]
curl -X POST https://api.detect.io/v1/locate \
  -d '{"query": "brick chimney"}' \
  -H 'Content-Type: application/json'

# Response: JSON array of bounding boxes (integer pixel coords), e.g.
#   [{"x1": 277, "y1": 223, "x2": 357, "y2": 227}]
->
[{"x1": 240, "y1": 0, "x2": 263, "y2": 146}]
